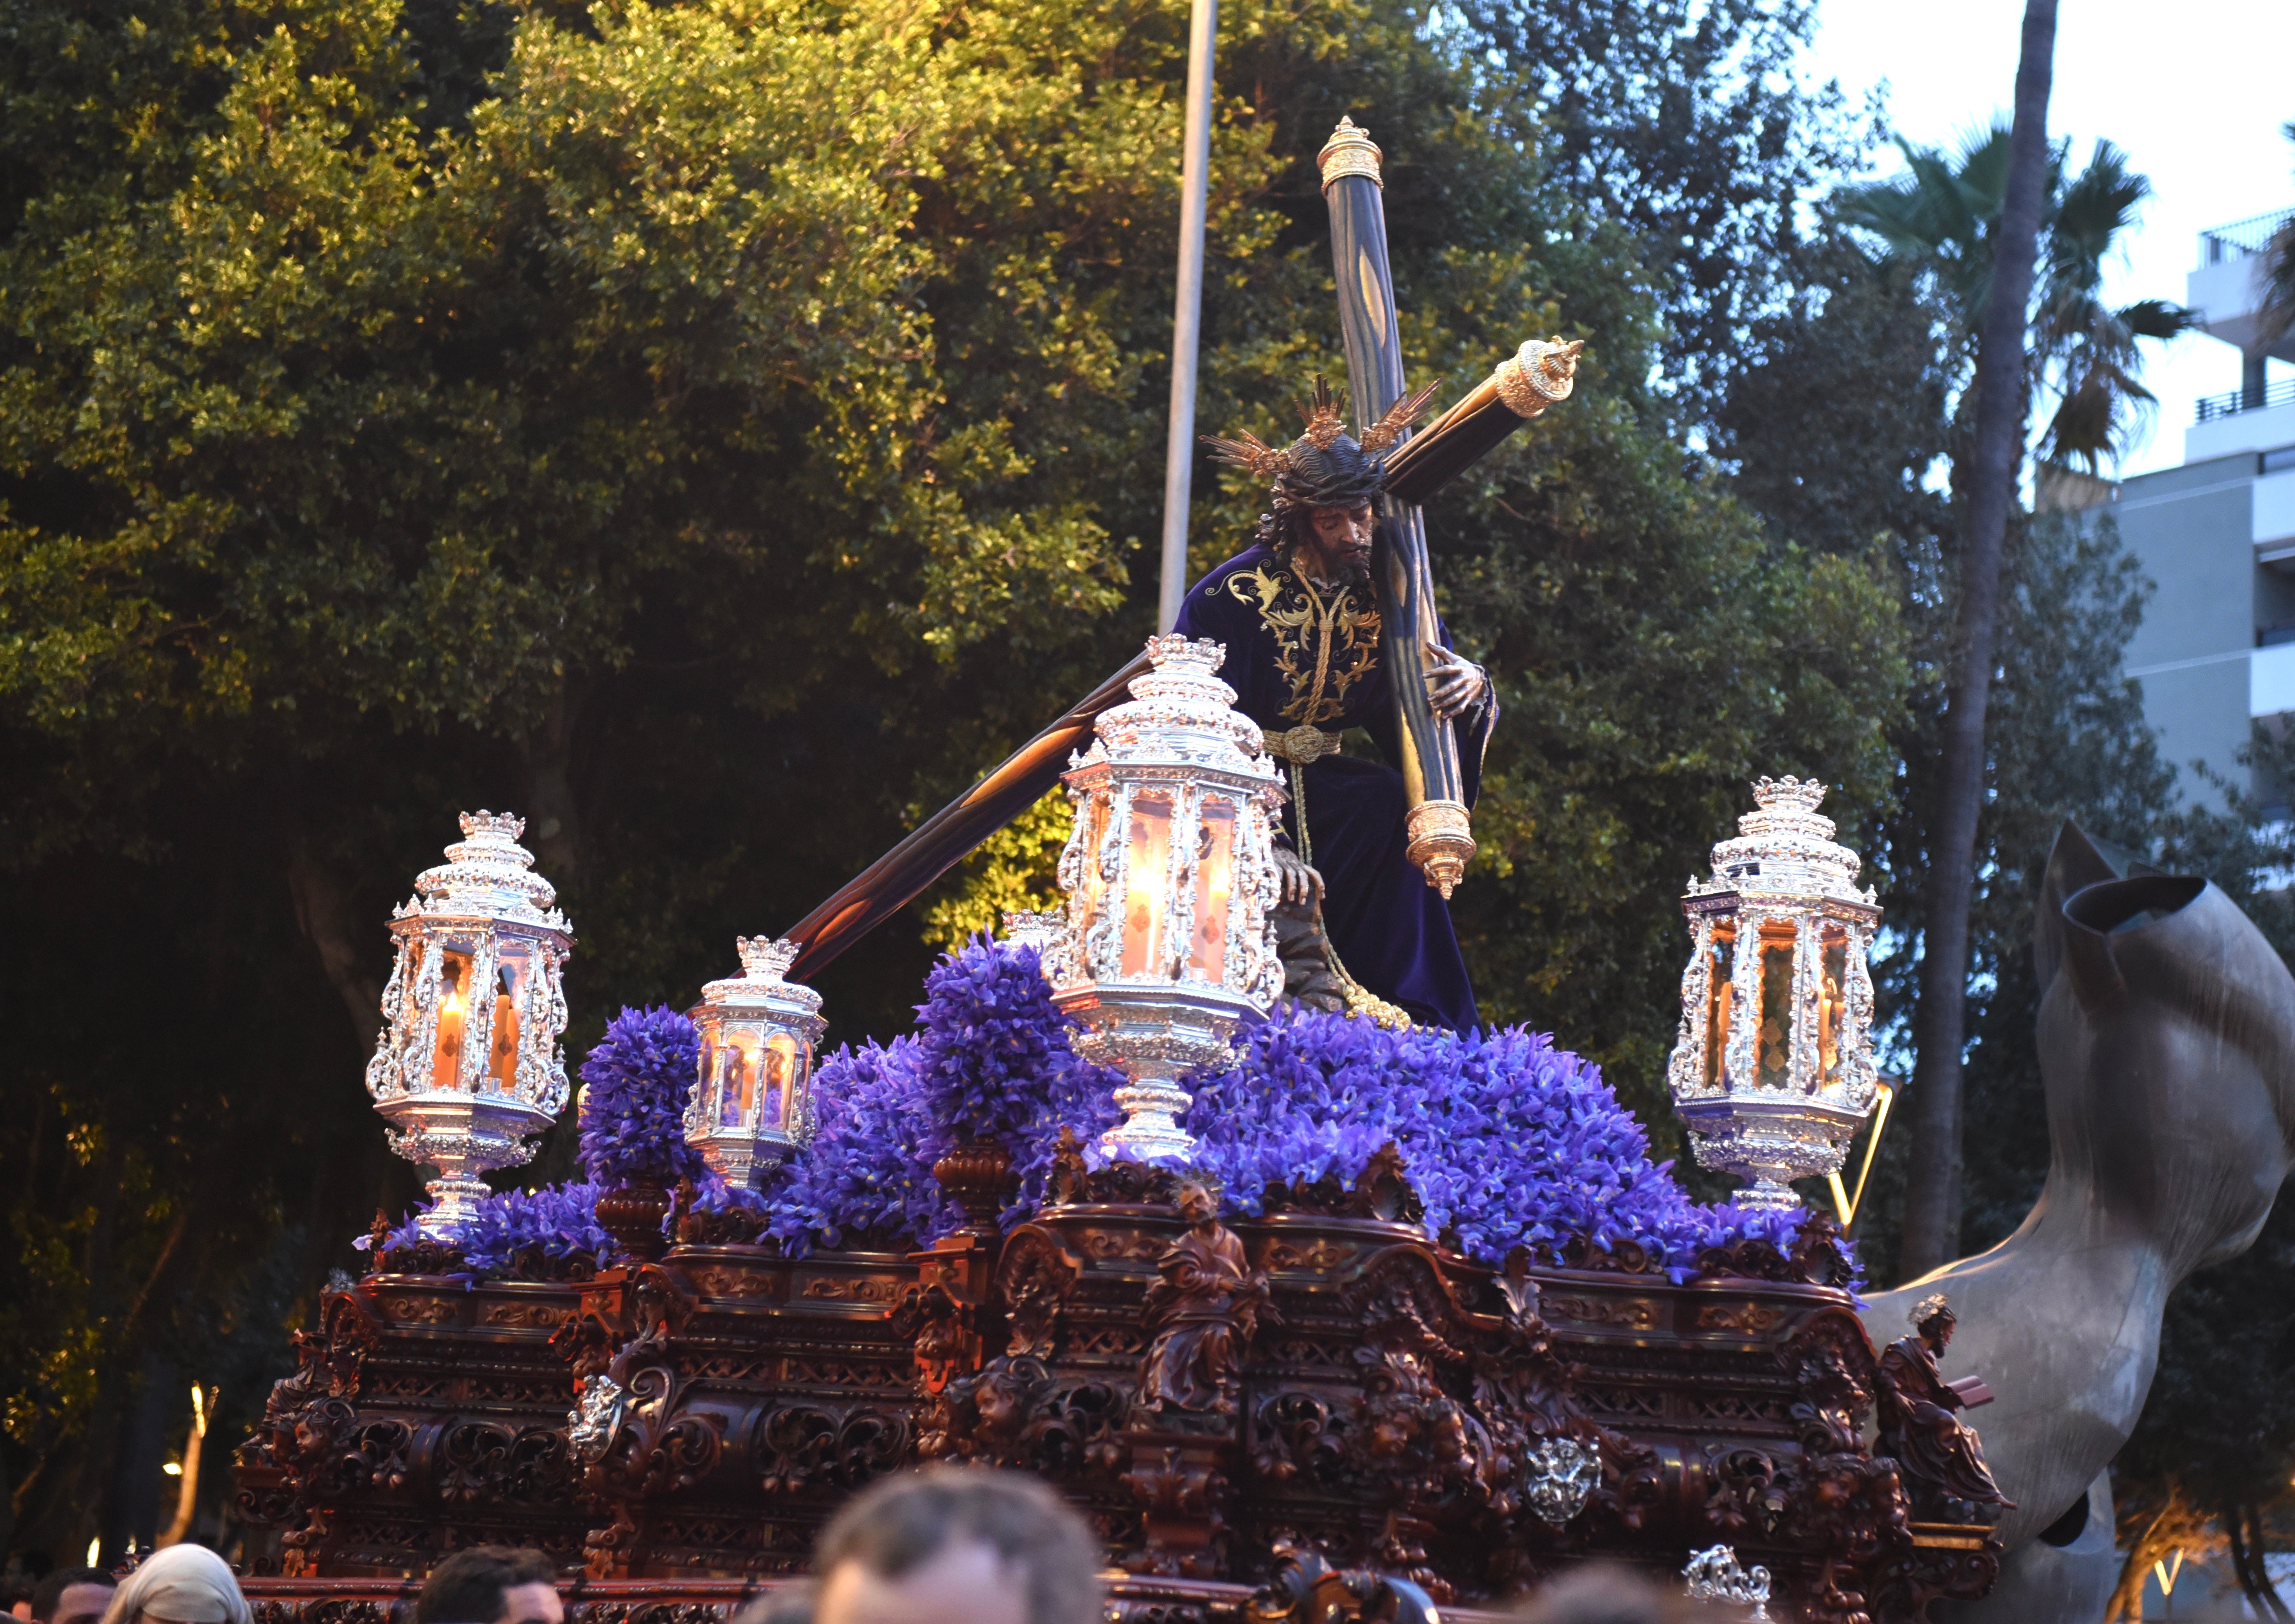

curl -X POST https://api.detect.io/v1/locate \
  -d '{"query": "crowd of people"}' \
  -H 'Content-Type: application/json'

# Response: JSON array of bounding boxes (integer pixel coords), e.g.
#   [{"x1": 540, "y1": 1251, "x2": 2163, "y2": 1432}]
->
[{"x1": 3, "y1": 1466, "x2": 1753, "y2": 1624}]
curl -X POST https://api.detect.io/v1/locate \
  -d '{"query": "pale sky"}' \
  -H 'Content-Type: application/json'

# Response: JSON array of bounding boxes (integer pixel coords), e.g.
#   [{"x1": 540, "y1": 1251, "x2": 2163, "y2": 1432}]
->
[{"x1": 1803, "y1": 0, "x2": 2295, "y2": 477}]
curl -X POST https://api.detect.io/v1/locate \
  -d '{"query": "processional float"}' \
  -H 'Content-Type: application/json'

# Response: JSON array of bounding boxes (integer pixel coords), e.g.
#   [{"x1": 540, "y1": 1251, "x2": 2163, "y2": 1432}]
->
[{"x1": 228, "y1": 120, "x2": 2063, "y2": 1624}]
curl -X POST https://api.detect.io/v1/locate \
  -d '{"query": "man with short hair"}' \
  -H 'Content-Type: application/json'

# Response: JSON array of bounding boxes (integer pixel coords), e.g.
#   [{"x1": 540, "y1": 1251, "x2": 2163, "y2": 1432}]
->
[
  {"x1": 29, "y1": 1569, "x2": 114, "y2": 1624},
  {"x1": 412, "y1": 1548, "x2": 561, "y2": 1624},
  {"x1": 810, "y1": 1467, "x2": 1101, "y2": 1624}
]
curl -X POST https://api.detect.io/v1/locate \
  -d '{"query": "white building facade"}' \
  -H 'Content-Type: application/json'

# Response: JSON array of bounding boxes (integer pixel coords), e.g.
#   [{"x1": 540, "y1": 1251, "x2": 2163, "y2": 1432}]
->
[{"x1": 2079, "y1": 210, "x2": 2295, "y2": 808}]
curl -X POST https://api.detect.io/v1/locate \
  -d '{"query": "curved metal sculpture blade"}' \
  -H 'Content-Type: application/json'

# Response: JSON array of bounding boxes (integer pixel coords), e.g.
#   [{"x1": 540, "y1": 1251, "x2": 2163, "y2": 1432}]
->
[{"x1": 1867, "y1": 822, "x2": 2295, "y2": 1613}]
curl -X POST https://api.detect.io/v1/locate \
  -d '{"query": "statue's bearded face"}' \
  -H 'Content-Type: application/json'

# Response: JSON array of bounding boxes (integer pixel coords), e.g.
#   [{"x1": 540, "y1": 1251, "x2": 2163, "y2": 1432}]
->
[
  {"x1": 1177, "y1": 1183, "x2": 1216, "y2": 1226},
  {"x1": 1298, "y1": 503, "x2": 1374, "y2": 584}
]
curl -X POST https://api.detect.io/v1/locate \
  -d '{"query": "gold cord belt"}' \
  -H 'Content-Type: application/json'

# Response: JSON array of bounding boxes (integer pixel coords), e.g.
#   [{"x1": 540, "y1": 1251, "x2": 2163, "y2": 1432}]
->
[{"x1": 1263, "y1": 726, "x2": 1344, "y2": 765}]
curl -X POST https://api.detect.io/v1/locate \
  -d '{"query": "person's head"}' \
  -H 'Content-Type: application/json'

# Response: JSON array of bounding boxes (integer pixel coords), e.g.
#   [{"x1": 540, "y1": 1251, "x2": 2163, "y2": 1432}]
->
[
  {"x1": 30, "y1": 1571, "x2": 112, "y2": 1624},
  {"x1": 811, "y1": 1467, "x2": 1102, "y2": 1624},
  {"x1": 1911, "y1": 1291, "x2": 1956, "y2": 1352},
  {"x1": 1205, "y1": 373, "x2": 1441, "y2": 584},
  {"x1": 412, "y1": 1548, "x2": 560, "y2": 1624},
  {"x1": 1294, "y1": 504, "x2": 1375, "y2": 585},
  {"x1": 1509, "y1": 1564, "x2": 1723, "y2": 1624},
  {"x1": 1175, "y1": 1181, "x2": 1217, "y2": 1228},
  {"x1": 93, "y1": 1547, "x2": 245, "y2": 1624}
]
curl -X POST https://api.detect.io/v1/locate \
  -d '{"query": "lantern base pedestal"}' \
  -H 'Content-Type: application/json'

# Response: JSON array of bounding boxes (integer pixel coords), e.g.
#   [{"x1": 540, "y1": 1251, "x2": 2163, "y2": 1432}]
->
[
  {"x1": 1099, "y1": 1075, "x2": 1198, "y2": 1163},
  {"x1": 417, "y1": 1171, "x2": 495, "y2": 1237},
  {"x1": 1730, "y1": 1176, "x2": 1803, "y2": 1211},
  {"x1": 1676, "y1": 1094, "x2": 1867, "y2": 1212}
]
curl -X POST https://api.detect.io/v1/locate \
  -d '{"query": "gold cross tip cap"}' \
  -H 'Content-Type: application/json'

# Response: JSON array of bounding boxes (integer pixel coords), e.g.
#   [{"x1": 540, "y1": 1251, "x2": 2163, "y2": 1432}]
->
[{"x1": 1318, "y1": 116, "x2": 1384, "y2": 190}]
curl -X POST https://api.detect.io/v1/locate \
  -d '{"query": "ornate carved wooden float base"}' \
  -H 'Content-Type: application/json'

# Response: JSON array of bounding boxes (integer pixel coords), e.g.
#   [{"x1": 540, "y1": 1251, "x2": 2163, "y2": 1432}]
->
[{"x1": 237, "y1": 1165, "x2": 1998, "y2": 1623}]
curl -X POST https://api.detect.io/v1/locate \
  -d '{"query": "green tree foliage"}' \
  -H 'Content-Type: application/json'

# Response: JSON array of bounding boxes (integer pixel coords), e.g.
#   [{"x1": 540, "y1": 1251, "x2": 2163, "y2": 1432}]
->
[
  {"x1": 1724, "y1": 174, "x2": 2293, "y2": 1575},
  {"x1": 0, "y1": 0, "x2": 1929, "y2": 1564}
]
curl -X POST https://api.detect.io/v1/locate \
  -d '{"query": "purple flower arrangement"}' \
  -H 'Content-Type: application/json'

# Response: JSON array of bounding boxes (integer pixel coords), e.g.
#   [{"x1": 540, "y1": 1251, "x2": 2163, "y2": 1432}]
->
[
  {"x1": 365, "y1": 944, "x2": 1824, "y2": 1286},
  {"x1": 765, "y1": 1036, "x2": 954, "y2": 1254},
  {"x1": 460, "y1": 1182, "x2": 615, "y2": 1275},
  {"x1": 354, "y1": 1207, "x2": 436, "y2": 1257},
  {"x1": 356, "y1": 1182, "x2": 614, "y2": 1278},
  {"x1": 911, "y1": 937, "x2": 1121, "y2": 1220},
  {"x1": 578, "y1": 1005, "x2": 709, "y2": 1190},
  {"x1": 763, "y1": 939, "x2": 1120, "y2": 1255},
  {"x1": 1180, "y1": 1010, "x2": 1822, "y2": 1283}
]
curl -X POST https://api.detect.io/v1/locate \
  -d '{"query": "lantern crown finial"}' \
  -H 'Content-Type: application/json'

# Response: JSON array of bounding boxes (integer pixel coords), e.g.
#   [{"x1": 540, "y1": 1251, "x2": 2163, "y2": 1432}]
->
[
  {"x1": 1144, "y1": 632, "x2": 1226, "y2": 680},
  {"x1": 1750, "y1": 776, "x2": 1826, "y2": 815},
  {"x1": 458, "y1": 808, "x2": 526, "y2": 842},
  {"x1": 736, "y1": 936, "x2": 800, "y2": 982}
]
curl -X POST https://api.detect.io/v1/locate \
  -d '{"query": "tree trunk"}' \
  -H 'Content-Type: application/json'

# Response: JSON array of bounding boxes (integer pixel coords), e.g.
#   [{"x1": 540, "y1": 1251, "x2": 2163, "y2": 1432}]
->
[
  {"x1": 2229, "y1": 1502, "x2": 2293, "y2": 1620},
  {"x1": 521, "y1": 680, "x2": 587, "y2": 883},
  {"x1": 287, "y1": 835, "x2": 384, "y2": 1037},
  {"x1": 1898, "y1": 0, "x2": 2058, "y2": 1282}
]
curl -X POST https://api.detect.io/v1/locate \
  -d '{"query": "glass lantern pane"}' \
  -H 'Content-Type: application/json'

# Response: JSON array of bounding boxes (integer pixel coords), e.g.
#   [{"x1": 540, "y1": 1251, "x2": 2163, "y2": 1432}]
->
[
  {"x1": 1756, "y1": 921, "x2": 1797, "y2": 1088},
  {"x1": 718, "y1": 1040, "x2": 750, "y2": 1128},
  {"x1": 431, "y1": 948, "x2": 475, "y2": 1092},
  {"x1": 1819, "y1": 924, "x2": 1850, "y2": 1084},
  {"x1": 1073, "y1": 797, "x2": 1109, "y2": 944},
  {"x1": 764, "y1": 1032, "x2": 799, "y2": 1128},
  {"x1": 1703, "y1": 921, "x2": 1735, "y2": 1090},
  {"x1": 486, "y1": 944, "x2": 527, "y2": 1090},
  {"x1": 1189, "y1": 798, "x2": 1236, "y2": 984},
  {"x1": 1121, "y1": 791, "x2": 1174, "y2": 978}
]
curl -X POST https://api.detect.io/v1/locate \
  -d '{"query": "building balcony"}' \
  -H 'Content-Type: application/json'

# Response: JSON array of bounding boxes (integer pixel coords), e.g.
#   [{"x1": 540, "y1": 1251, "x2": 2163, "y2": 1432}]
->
[
  {"x1": 2187, "y1": 208, "x2": 2295, "y2": 361},
  {"x1": 2197, "y1": 375, "x2": 2295, "y2": 423}
]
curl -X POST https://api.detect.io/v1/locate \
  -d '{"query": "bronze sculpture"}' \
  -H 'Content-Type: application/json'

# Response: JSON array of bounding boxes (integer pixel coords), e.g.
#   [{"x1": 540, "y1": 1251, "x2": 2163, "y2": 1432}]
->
[{"x1": 1867, "y1": 823, "x2": 2295, "y2": 1623}]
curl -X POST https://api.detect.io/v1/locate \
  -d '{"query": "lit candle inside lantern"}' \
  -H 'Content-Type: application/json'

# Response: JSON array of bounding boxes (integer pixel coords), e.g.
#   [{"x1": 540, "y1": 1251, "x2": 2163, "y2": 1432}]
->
[
  {"x1": 1818, "y1": 926, "x2": 1849, "y2": 1082},
  {"x1": 486, "y1": 951, "x2": 523, "y2": 1090},
  {"x1": 718, "y1": 1041, "x2": 748, "y2": 1128},
  {"x1": 1703, "y1": 921, "x2": 1736, "y2": 1091},
  {"x1": 764, "y1": 1033, "x2": 798, "y2": 1128},
  {"x1": 432, "y1": 949, "x2": 473, "y2": 1091},
  {"x1": 1190, "y1": 797, "x2": 1236, "y2": 983},
  {"x1": 1120, "y1": 792, "x2": 1174, "y2": 978}
]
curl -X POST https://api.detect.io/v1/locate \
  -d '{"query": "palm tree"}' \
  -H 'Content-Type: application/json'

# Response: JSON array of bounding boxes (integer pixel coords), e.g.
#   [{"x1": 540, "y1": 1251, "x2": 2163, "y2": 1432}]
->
[
  {"x1": 1842, "y1": 132, "x2": 2192, "y2": 470},
  {"x1": 1836, "y1": 0, "x2": 2066, "y2": 1283}
]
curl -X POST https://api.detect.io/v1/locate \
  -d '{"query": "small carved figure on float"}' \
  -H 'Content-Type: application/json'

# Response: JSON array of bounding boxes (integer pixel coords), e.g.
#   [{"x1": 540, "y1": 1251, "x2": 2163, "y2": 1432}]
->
[
  {"x1": 1876, "y1": 1293, "x2": 2013, "y2": 1523},
  {"x1": 1137, "y1": 1181, "x2": 1272, "y2": 1417}
]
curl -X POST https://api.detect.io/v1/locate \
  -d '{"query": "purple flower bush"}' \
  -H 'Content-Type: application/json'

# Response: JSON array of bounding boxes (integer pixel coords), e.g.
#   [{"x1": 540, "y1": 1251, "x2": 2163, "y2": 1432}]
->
[
  {"x1": 765, "y1": 1036, "x2": 954, "y2": 1255},
  {"x1": 579, "y1": 1005, "x2": 709, "y2": 1189},
  {"x1": 912, "y1": 937, "x2": 1121, "y2": 1220},
  {"x1": 356, "y1": 1182, "x2": 614, "y2": 1278},
  {"x1": 764, "y1": 939, "x2": 1120, "y2": 1256},
  {"x1": 1181, "y1": 1010, "x2": 1822, "y2": 1283},
  {"x1": 460, "y1": 1182, "x2": 614, "y2": 1275}
]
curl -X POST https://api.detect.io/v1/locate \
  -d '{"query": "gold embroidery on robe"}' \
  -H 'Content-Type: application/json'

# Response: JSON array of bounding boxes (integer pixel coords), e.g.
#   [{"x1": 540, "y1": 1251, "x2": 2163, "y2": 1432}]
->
[{"x1": 1223, "y1": 563, "x2": 1380, "y2": 726}]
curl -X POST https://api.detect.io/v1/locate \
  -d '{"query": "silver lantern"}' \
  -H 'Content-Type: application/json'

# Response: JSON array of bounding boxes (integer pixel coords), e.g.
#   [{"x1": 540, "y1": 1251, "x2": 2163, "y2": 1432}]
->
[
  {"x1": 1050, "y1": 635, "x2": 1286, "y2": 1162},
  {"x1": 1664, "y1": 777, "x2": 1882, "y2": 1209},
  {"x1": 365, "y1": 812, "x2": 574, "y2": 1237},
  {"x1": 685, "y1": 936, "x2": 824, "y2": 1189},
  {"x1": 1000, "y1": 908, "x2": 1068, "y2": 963}
]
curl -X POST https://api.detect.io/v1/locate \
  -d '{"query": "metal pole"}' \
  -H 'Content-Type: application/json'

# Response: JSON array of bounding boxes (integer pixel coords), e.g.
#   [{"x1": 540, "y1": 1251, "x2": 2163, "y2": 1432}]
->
[{"x1": 1156, "y1": 0, "x2": 1218, "y2": 634}]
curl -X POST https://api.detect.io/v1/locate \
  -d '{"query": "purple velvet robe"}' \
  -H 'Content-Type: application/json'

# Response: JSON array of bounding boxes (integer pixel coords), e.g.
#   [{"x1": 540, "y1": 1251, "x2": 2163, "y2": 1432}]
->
[{"x1": 1174, "y1": 541, "x2": 1493, "y2": 1031}]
